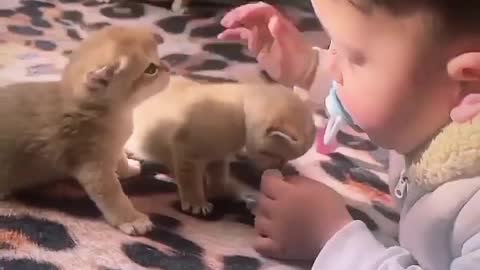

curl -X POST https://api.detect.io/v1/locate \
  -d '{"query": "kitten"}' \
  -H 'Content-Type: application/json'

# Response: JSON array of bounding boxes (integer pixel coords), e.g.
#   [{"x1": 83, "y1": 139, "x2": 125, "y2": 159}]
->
[
  {"x1": 0, "y1": 25, "x2": 170, "y2": 235},
  {"x1": 126, "y1": 76, "x2": 315, "y2": 216}
]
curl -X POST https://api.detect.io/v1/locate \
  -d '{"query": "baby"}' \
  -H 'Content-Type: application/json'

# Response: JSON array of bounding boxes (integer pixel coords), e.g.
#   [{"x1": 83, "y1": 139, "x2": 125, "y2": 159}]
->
[{"x1": 219, "y1": 1, "x2": 480, "y2": 269}]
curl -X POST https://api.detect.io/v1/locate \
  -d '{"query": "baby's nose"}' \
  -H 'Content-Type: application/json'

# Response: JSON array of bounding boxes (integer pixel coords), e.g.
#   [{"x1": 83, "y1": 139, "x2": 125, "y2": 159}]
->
[
  {"x1": 326, "y1": 43, "x2": 343, "y2": 85},
  {"x1": 327, "y1": 59, "x2": 343, "y2": 85},
  {"x1": 329, "y1": 68, "x2": 343, "y2": 85}
]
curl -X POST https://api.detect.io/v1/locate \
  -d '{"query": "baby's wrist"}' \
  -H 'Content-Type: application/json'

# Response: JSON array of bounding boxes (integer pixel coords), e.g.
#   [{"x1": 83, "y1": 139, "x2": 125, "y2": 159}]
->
[
  {"x1": 295, "y1": 47, "x2": 319, "y2": 90},
  {"x1": 318, "y1": 213, "x2": 354, "y2": 248}
]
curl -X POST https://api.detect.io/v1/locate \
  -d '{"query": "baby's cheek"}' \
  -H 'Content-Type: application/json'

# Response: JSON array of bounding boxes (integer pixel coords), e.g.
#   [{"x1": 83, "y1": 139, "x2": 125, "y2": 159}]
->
[{"x1": 342, "y1": 93, "x2": 387, "y2": 132}]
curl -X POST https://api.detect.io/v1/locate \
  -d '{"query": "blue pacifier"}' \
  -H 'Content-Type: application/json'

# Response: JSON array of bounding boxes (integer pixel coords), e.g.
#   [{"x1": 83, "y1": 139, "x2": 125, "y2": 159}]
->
[{"x1": 324, "y1": 81, "x2": 356, "y2": 145}]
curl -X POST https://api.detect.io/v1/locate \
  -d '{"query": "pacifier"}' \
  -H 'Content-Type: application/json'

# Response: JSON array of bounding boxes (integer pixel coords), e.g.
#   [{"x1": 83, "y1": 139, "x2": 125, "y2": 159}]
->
[{"x1": 323, "y1": 81, "x2": 356, "y2": 145}]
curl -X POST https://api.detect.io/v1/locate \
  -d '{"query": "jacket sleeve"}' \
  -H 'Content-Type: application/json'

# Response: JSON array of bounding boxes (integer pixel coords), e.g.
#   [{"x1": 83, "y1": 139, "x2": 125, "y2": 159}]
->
[
  {"x1": 450, "y1": 185, "x2": 480, "y2": 270},
  {"x1": 303, "y1": 47, "x2": 332, "y2": 109},
  {"x1": 451, "y1": 232, "x2": 480, "y2": 269},
  {"x1": 313, "y1": 220, "x2": 480, "y2": 270}
]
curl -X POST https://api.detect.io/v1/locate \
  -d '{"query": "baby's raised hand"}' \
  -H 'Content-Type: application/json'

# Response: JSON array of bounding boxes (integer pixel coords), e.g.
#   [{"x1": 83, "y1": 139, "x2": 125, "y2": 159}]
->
[{"x1": 219, "y1": 2, "x2": 318, "y2": 88}]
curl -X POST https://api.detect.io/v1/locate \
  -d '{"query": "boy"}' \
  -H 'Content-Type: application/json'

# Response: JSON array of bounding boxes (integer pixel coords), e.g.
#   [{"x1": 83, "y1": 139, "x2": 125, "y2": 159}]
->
[{"x1": 218, "y1": 1, "x2": 480, "y2": 269}]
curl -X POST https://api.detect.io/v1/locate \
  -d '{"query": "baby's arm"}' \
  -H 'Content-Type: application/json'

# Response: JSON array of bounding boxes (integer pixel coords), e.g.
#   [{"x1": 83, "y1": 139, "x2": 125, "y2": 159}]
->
[
  {"x1": 313, "y1": 183, "x2": 480, "y2": 270},
  {"x1": 312, "y1": 220, "x2": 420, "y2": 269},
  {"x1": 314, "y1": 220, "x2": 480, "y2": 270}
]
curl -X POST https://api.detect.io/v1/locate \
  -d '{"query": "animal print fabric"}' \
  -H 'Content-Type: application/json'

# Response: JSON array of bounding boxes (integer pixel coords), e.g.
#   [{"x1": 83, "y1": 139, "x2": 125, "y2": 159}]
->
[{"x1": 0, "y1": 1, "x2": 398, "y2": 269}]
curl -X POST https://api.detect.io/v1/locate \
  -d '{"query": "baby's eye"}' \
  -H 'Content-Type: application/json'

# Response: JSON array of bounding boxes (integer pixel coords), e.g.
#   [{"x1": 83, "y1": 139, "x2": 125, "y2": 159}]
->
[
  {"x1": 348, "y1": 52, "x2": 365, "y2": 66},
  {"x1": 144, "y1": 63, "x2": 158, "y2": 75}
]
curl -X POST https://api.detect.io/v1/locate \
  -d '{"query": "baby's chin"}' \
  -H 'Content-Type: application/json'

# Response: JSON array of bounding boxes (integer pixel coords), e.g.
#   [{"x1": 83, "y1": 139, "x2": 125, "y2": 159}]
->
[
  {"x1": 367, "y1": 133, "x2": 412, "y2": 154},
  {"x1": 361, "y1": 130, "x2": 392, "y2": 148}
]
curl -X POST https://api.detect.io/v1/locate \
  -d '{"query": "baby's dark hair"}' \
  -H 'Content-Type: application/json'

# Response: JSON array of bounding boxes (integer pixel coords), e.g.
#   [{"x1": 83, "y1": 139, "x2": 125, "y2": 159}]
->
[{"x1": 350, "y1": 0, "x2": 480, "y2": 37}]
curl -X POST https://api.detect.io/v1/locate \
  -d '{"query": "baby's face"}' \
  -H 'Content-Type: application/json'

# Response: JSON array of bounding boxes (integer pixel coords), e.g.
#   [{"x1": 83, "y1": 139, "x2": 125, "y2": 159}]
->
[{"x1": 313, "y1": 0, "x2": 457, "y2": 153}]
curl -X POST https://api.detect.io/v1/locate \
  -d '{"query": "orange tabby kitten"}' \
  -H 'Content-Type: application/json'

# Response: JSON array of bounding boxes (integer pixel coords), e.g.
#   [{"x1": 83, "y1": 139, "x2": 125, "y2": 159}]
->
[{"x1": 0, "y1": 26, "x2": 170, "y2": 235}]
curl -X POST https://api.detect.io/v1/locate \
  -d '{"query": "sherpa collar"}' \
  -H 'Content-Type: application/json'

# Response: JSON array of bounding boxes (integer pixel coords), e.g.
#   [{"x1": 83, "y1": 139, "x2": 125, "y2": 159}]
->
[{"x1": 406, "y1": 116, "x2": 480, "y2": 191}]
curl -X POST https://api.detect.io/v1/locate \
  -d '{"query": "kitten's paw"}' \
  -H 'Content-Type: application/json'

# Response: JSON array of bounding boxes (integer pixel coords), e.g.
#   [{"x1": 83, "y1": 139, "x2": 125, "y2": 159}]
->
[
  {"x1": 181, "y1": 201, "x2": 213, "y2": 216},
  {"x1": 127, "y1": 158, "x2": 141, "y2": 177},
  {"x1": 117, "y1": 212, "x2": 153, "y2": 235},
  {"x1": 171, "y1": 0, "x2": 188, "y2": 13},
  {"x1": 119, "y1": 158, "x2": 141, "y2": 178}
]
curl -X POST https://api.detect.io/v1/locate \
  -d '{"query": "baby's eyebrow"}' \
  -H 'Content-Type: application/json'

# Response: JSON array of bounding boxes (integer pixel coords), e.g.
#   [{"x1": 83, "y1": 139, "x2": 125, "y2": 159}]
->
[
  {"x1": 327, "y1": 29, "x2": 364, "y2": 55},
  {"x1": 347, "y1": 0, "x2": 373, "y2": 14},
  {"x1": 317, "y1": 14, "x2": 364, "y2": 56},
  {"x1": 341, "y1": 41, "x2": 363, "y2": 55}
]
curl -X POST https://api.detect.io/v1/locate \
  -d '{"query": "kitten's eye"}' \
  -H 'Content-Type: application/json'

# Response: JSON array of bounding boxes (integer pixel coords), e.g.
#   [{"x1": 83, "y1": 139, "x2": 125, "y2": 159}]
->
[{"x1": 144, "y1": 63, "x2": 158, "y2": 75}]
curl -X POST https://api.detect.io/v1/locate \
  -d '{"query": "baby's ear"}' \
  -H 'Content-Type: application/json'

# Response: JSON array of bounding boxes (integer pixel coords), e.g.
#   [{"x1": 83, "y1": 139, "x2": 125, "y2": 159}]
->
[
  {"x1": 447, "y1": 52, "x2": 480, "y2": 122},
  {"x1": 85, "y1": 56, "x2": 129, "y2": 92},
  {"x1": 447, "y1": 52, "x2": 480, "y2": 81},
  {"x1": 267, "y1": 128, "x2": 298, "y2": 145}
]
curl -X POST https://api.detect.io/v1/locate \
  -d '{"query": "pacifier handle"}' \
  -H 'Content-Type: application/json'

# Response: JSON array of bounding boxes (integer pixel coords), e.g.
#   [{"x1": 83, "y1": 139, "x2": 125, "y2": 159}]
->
[{"x1": 323, "y1": 115, "x2": 344, "y2": 145}]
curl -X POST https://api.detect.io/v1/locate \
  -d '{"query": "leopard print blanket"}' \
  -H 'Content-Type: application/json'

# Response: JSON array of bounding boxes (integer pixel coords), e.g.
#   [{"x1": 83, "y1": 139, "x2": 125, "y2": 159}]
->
[{"x1": 0, "y1": 1, "x2": 399, "y2": 269}]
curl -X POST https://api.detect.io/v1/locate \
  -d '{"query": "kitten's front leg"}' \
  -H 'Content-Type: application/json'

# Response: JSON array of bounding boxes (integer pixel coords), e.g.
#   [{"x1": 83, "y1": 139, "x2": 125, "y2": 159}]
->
[
  {"x1": 173, "y1": 156, "x2": 212, "y2": 216},
  {"x1": 74, "y1": 162, "x2": 153, "y2": 235},
  {"x1": 205, "y1": 159, "x2": 236, "y2": 199}
]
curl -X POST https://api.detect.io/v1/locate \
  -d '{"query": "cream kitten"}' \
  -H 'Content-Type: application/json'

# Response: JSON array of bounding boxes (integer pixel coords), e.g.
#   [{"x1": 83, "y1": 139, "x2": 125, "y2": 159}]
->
[{"x1": 126, "y1": 76, "x2": 315, "y2": 216}]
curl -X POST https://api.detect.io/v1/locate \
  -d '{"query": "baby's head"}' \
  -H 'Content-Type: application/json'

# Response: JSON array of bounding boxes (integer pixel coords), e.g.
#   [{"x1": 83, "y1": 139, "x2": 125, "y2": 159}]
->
[{"x1": 313, "y1": 0, "x2": 480, "y2": 153}]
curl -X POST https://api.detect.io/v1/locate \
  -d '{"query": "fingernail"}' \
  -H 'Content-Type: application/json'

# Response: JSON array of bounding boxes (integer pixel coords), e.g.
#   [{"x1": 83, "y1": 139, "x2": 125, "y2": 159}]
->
[
  {"x1": 244, "y1": 195, "x2": 257, "y2": 211},
  {"x1": 262, "y1": 169, "x2": 283, "y2": 179},
  {"x1": 220, "y1": 18, "x2": 228, "y2": 27}
]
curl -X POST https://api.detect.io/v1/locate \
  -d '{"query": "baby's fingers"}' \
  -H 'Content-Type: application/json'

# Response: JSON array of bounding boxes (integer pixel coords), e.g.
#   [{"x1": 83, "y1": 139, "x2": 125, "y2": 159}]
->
[
  {"x1": 217, "y1": 28, "x2": 245, "y2": 41},
  {"x1": 217, "y1": 27, "x2": 255, "y2": 49},
  {"x1": 254, "y1": 236, "x2": 284, "y2": 258},
  {"x1": 269, "y1": 15, "x2": 295, "y2": 43},
  {"x1": 218, "y1": 27, "x2": 263, "y2": 56},
  {"x1": 451, "y1": 103, "x2": 480, "y2": 123},
  {"x1": 450, "y1": 93, "x2": 480, "y2": 123},
  {"x1": 221, "y1": 1, "x2": 278, "y2": 28}
]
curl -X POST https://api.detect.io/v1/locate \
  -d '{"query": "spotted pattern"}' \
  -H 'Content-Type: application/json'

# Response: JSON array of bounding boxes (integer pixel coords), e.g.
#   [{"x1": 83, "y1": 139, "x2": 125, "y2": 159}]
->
[{"x1": 0, "y1": 0, "x2": 397, "y2": 269}]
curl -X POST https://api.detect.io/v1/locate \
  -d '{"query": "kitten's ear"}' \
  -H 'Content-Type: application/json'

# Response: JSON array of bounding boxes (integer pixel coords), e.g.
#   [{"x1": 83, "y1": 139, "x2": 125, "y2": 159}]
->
[
  {"x1": 153, "y1": 33, "x2": 164, "y2": 44},
  {"x1": 85, "y1": 56, "x2": 129, "y2": 92},
  {"x1": 267, "y1": 128, "x2": 298, "y2": 145}
]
